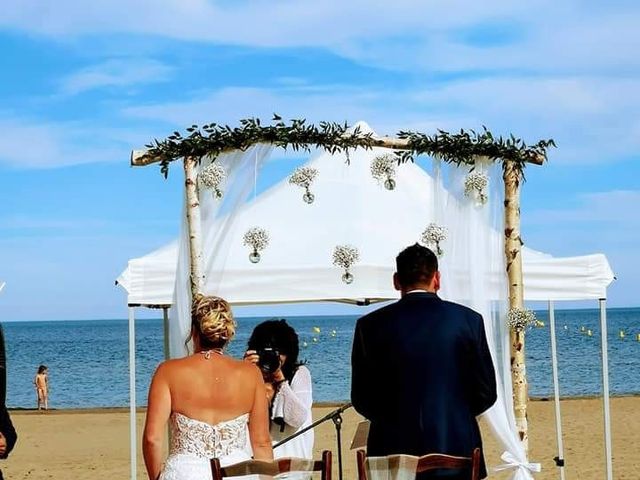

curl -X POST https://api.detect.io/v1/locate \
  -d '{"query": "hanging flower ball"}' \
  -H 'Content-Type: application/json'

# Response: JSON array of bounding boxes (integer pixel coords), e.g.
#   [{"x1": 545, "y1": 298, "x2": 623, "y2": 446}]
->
[
  {"x1": 289, "y1": 167, "x2": 319, "y2": 204},
  {"x1": 243, "y1": 227, "x2": 270, "y2": 264},
  {"x1": 198, "y1": 163, "x2": 227, "y2": 199},
  {"x1": 332, "y1": 245, "x2": 360, "y2": 284},
  {"x1": 370, "y1": 154, "x2": 397, "y2": 191},
  {"x1": 464, "y1": 171, "x2": 489, "y2": 206},
  {"x1": 507, "y1": 308, "x2": 537, "y2": 331},
  {"x1": 420, "y1": 223, "x2": 447, "y2": 257}
]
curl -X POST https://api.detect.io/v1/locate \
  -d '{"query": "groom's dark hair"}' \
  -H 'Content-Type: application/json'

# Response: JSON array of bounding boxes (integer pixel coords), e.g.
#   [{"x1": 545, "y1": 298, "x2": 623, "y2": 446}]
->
[{"x1": 395, "y1": 243, "x2": 438, "y2": 287}]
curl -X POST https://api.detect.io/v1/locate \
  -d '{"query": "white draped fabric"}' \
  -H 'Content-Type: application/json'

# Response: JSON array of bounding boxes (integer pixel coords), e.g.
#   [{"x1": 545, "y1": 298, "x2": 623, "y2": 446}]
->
[
  {"x1": 432, "y1": 158, "x2": 538, "y2": 479},
  {"x1": 169, "y1": 144, "x2": 273, "y2": 357}
]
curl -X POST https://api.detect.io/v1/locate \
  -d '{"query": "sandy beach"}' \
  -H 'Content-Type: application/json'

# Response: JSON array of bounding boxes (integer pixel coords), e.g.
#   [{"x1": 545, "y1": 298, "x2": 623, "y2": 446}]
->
[{"x1": 1, "y1": 397, "x2": 637, "y2": 479}]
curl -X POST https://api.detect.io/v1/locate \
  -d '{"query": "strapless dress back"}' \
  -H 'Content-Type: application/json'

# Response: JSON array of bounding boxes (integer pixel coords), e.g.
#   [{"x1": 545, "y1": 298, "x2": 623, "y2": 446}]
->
[{"x1": 159, "y1": 412, "x2": 251, "y2": 480}]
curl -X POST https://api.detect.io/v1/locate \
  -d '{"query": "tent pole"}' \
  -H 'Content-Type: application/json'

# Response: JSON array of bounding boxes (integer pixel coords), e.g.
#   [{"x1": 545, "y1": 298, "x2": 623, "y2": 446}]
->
[
  {"x1": 128, "y1": 307, "x2": 137, "y2": 480},
  {"x1": 163, "y1": 307, "x2": 170, "y2": 360},
  {"x1": 183, "y1": 156, "x2": 204, "y2": 297},
  {"x1": 503, "y1": 159, "x2": 529, "y2": 452},
  {"x1": 162, "y1": 306, "x2": 172, "y2": 447},
  {"x1": 599, "y1": 299, "x2": 613, "y2": 480},
  {"x1": 548, "y1": 301, "x2": 566, "y2": 480}
]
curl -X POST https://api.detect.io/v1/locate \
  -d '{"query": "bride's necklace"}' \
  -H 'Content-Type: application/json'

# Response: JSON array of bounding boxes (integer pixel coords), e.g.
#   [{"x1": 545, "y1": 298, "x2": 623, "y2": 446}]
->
[{"x1": 199, "y1": 348, "x2": 224, "y2": 360}]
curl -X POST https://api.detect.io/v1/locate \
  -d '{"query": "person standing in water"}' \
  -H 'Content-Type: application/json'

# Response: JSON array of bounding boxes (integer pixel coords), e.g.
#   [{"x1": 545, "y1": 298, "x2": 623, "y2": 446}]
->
[{"x1": 34, "y1": 365, "x2": 48, "y2": 411}]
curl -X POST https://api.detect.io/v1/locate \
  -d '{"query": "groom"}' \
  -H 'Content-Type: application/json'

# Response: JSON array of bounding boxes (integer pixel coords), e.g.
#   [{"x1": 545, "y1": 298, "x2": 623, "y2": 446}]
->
[{"x1": 351, "y1": 244, "x2": 497, "y2": 479}]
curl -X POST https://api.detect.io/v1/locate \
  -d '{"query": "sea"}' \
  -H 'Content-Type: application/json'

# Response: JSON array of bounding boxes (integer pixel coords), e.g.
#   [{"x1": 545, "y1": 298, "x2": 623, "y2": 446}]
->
[{"x1": 2, "y1": 307, "x2": 639, "y2": 409}]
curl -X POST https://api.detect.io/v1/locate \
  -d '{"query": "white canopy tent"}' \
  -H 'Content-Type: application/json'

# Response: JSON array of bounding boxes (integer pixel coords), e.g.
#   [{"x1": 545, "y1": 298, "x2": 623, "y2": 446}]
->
[
  {"x1": 117, "y1": 136, "x2": 613, "y2": 307},
  {"x1": 118, "y1": 123, "x2": 615, "y2": 480},
  {"x1": 117, "y1": 242, "x2": 613, "y2": 307}
]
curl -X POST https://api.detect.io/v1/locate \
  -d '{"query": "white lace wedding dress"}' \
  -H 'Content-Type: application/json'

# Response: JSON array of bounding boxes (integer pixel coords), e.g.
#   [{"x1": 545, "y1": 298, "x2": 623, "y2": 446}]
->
[{"x1": 159, "y1": 412, "x2": 252, "y2": 480}]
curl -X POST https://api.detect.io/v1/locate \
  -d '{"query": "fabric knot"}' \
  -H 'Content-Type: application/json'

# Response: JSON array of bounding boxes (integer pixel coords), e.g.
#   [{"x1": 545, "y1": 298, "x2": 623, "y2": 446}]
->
[{"x1": 494, "y1": 451, "x2": 541, "y2": 478}]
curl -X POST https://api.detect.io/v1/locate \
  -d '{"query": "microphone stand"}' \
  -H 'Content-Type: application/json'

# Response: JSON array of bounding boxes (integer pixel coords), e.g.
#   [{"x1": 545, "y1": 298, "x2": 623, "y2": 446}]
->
[{"x1": 273, "y1": 402, "x2": 352, "y2": 480}]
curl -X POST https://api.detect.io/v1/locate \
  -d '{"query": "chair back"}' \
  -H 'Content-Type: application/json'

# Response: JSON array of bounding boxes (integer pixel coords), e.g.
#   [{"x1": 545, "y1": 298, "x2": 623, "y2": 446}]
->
[
  {"x1": 212, "y1": 450, "x2": 332, "y2": 480},
  {"x1": 357, "y1": 448, "x2": 480, "y2": 480}
]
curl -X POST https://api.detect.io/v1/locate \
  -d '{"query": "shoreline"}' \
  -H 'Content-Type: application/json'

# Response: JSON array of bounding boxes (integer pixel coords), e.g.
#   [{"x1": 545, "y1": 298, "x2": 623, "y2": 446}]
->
[{"x1": 7, "y1": 393, "x2": 639, "y2": 414}]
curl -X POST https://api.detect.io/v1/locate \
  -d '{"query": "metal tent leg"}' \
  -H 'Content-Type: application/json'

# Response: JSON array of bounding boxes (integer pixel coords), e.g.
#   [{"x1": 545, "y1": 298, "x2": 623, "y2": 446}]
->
[
  {"x1": 163, "y1": 306, "x2": 172, "y2": 446},
  {"x1": 163, "y1": 307, "x2": 170, "y2": 360},
  {"x1": 548, "y1": 301, "x2": 566, "y2": 480},
  {"x1": 599, "y1": 299, "x2": 613, "y2": 480},
  {"x1": 128, "y1": 307, "x2": 137, "y2": 480}
]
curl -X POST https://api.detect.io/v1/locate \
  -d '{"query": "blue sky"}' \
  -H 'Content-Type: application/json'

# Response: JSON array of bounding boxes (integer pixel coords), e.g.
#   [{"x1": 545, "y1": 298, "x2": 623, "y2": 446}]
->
[{"x1": 0, "y1": 1, "x2": 638, "y2": 320}]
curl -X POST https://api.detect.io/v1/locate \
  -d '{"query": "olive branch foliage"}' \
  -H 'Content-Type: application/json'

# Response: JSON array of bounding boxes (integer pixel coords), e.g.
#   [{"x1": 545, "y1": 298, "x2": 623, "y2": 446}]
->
[{"x1": 144, "y1": 115, "x2": 555, "y2": 178}]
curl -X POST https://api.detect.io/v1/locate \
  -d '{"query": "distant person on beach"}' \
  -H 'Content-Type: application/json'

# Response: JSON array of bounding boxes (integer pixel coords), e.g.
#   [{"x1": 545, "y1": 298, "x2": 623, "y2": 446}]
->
[
  {"x1": 244, "y1": 319, "x2": 314, "y2": 459},
  {"x1": 34, "y1": 365, "x2": 48, "y2": 411},
  {"x1": 0, "y1": 405, "x2": 17, "y2": 480},
  {"x1": 351, "y1": 244, "x2": 497, "y2": 479},
  {"x1": 143, "y1": 294, "x2": 272, "y2": 480}
]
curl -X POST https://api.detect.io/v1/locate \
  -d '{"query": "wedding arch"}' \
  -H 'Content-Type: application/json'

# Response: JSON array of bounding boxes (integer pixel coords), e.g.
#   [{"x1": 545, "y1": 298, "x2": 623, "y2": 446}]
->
[{"x1": 120, "y1": 118, "x2": 614, "y2": 480}]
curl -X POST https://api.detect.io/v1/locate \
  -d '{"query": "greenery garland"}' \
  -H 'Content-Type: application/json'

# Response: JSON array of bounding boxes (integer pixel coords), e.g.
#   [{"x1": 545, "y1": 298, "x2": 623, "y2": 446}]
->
[
  {"x1": 143, "y1": 116, "x2": 555, "y2": 178},
  {"x1": 397, "y1": 128, "x2": 555, "y2": 180}
]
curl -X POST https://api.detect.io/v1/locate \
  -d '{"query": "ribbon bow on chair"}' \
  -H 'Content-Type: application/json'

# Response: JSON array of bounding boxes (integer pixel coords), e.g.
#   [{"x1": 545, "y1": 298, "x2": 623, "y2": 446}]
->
[{"x1": 494, "y1": 451, "x2": 541, "y2": 479}]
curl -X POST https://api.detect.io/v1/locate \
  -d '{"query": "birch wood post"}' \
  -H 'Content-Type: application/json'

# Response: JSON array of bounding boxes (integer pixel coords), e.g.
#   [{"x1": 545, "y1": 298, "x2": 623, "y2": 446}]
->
[
  {"x1": 183, "y1": 156, "x2": 204, "y2": 297},
  {"x1": 503, "y1": 159, "x2": 529, "y2": 452},
  {"x1": 131, "y1": 143, "x2": 546, "y2": 168}
]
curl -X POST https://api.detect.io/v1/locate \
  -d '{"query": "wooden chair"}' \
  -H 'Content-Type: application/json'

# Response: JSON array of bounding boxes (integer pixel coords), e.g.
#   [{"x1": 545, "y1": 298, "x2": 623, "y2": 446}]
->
[
  {"x1": 212, "y1": 450, "x2": 332, "y2": 480},
  {"x1": 356, "y1": 448, "x2": 480, "y2": 480}
]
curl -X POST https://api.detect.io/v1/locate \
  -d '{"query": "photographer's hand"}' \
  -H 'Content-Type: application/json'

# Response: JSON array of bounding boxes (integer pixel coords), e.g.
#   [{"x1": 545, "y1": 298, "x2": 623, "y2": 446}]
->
[{"x1": 243, "y1": 350, "x2": 260, "y2": 365}]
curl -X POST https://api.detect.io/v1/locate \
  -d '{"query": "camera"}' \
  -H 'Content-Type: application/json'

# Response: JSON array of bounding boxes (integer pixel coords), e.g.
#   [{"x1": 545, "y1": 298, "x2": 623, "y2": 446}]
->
[{"x1": 257, "y1": 347, "x2": 281, "y2": 374}]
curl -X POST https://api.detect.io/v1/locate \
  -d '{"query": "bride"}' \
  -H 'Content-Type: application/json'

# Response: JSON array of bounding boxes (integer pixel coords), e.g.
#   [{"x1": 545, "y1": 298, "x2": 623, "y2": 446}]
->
[{"x1": 143, "y1": 294, "x2": 273, "y2": 480}]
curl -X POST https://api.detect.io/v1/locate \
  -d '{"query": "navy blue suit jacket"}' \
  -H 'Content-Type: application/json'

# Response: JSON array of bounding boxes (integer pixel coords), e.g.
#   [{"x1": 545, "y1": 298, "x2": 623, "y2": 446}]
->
[{"x1": 351, "y1": 292, "x2": 497, "y2": 478}]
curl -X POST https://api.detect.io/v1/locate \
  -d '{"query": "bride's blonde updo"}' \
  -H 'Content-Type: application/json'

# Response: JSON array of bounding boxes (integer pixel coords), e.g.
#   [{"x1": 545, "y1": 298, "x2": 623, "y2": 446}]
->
[{"x1": 191, "y1": 294, "x2": 236, "y2": 350}]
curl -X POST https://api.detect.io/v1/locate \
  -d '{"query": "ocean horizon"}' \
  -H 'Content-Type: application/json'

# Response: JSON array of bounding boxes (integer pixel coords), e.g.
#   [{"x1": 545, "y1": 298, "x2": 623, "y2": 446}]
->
[{"x1": 2, "y1": 307, "x2": 639, "y2": 409}]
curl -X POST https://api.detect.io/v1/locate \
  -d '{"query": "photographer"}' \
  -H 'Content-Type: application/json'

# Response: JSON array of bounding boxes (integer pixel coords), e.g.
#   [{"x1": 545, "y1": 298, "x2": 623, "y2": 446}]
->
[{"x1": 244, "y1": 319, "x2": 313, "y2": 459}]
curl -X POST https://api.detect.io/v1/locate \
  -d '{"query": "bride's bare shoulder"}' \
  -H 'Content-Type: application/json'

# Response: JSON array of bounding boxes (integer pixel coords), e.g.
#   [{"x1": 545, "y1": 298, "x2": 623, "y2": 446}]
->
[
  {"x1": 152, "y1": 356, "x2": 194, "y2": 374},
  {"x1": 224, "y1": 357, "x2": 263, "y2": 380},
  {"x1": 149, "y1": 358, "x2": 170, "y2": 373},
  {"x1": 224, "y1": 356, "x2": 259, "y2": 372},
  {"x1": 154, "y1": 355, "x2": 259, "y2": 380}
]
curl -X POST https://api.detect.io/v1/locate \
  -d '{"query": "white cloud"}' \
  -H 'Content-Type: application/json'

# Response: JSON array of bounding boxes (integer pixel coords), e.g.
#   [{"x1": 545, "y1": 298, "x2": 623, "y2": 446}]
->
[
  {"x1": 2, "y1": 2, "x2": 639, "y2": 168},
  {"x1": 411, "y1": 76, "x2": 640, "y2": 164},
  {"x1": 3, "y1": 73, "x2": 636, "y2": 170},
  {"x1": 0, "y1": 1, "x2": 524, "y2": 46},
  {"x1": 1, "y1": 1, "x2": 639, "y2": 75},
  {"x1": 0, "y1": 216, "x2": 111, "y2": 231},
  {"x1": 59, "y1": 58, "x2": 173, "y2": 95},
  {"x1": 0, "y1": 117, "x2": 144, "y2": 168},
  {"x1": 123, "y1": 85, "x2": 388, "y2": 127},
  {"x1": 120, "y1": 75, "x2": 640, "y2": 165},
  {"x1": 121, "y1": 83, "x2": 482, "y2": 154}
]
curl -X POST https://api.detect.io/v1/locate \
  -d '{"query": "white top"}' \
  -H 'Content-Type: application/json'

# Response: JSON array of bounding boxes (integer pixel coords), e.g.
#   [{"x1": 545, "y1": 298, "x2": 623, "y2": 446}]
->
[{"x1": 270, "y1": 366, "x2": 314, "y2": 459}]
